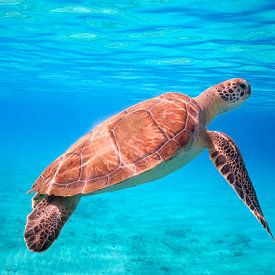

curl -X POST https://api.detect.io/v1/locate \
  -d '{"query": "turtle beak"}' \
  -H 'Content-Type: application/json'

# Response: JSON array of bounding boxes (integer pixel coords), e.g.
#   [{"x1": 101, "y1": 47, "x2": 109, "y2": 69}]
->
[
  {"x1": 242, "y1": 83, "x2": 251, "y2": 101},
  {"x1": 247, "y1": 84, "x2": 251, "y2": 95}
]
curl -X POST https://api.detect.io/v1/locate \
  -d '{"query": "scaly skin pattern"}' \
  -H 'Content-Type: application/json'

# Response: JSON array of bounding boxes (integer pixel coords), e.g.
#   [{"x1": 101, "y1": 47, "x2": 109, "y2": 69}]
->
[
  {"x1": 30, "y1": 93, "x2": 202, "y2": 196},
  {"x1": 207, "y1": 130, "x2": 273, "y2": 238},
  {"x1": 24, "y1": 195, "x2": 80, "y2": 252},
  {"x1": 216, "y1": 79, "x2": 249, "y2": 103}
]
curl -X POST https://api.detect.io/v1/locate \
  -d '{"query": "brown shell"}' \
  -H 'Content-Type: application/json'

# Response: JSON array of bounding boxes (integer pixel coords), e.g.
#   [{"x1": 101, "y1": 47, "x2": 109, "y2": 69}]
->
[{"x1": 32, "y1": 93, "x2": 202, "y2": 196}]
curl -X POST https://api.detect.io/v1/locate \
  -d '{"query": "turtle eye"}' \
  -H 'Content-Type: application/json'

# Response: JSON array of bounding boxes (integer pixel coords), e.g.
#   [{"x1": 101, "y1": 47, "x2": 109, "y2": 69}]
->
[{"x1": 239, "y1": 83, "x2": 246, "y2": 90}]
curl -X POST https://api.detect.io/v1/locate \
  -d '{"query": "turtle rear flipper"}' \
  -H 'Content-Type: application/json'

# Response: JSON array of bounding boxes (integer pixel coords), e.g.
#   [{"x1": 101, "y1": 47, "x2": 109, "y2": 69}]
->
[{"x1": 24, "y1": 195, "x2": 80, "y2": 252}]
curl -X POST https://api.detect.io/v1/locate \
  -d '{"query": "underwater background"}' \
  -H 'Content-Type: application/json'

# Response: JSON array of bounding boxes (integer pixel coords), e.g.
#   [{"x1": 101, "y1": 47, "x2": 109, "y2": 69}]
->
[{"x1": 0, "y1": 0, "x2": 274, "y2": 274}]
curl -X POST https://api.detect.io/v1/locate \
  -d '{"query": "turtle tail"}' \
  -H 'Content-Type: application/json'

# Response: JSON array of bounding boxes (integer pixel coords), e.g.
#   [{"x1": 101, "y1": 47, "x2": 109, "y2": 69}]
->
[{"x1": 24, "y1": 195, "x2": 80, "y2": 252}]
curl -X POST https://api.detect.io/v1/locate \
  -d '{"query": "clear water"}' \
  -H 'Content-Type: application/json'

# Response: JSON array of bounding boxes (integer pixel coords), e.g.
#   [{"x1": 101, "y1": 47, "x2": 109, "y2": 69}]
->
[{"x1": 1, "y1": 0, "x2": 275, "y2": 274}]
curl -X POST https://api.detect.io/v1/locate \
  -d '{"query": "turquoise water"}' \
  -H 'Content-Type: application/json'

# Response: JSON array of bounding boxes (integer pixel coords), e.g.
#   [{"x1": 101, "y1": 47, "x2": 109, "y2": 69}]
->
[{"x1": 1, "y1": 0, "x2": 275, "y2": 274}]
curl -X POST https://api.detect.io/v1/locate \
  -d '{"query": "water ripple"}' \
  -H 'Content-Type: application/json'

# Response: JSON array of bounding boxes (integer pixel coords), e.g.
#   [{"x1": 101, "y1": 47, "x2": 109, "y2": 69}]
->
[{"x1": 0, "y1": 1, "x2": 274, "y2": 110}]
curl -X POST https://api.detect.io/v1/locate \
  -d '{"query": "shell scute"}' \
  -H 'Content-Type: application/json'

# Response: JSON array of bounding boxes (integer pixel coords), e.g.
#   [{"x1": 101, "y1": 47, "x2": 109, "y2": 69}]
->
[
  {"x1": 150, "y1": 101, "x2": 187, "y2": 138},
  {"x1": 80, "y1": 131, "x2": 120, "y2": 179},
  {"x1": 108, "y1": 166, "x2": 135, "y2": 184},
  {"x1": 82, "y1": 177, "x2": 108, "y2": 194},
  {"x1": 135, "y1": 153, "x2": 162, "y2": 173},
  {"x1": 113, "y1": 110, "x2": 168, "y2": 163},
  {"x1": 61, "y1": 181, "x2": 84, "y2": 196},
  {"x1": 158, "y1": 140, "x2": 181, "y2": 161},
  {"x1": 55, "y1": 153, "x2": 81, "y2": 184}
]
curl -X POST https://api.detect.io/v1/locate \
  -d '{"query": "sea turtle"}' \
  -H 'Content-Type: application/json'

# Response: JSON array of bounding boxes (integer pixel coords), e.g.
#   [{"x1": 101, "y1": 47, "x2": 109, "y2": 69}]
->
[{"x1": 24, "y1": 78, "x2": 273, "y2": 252}]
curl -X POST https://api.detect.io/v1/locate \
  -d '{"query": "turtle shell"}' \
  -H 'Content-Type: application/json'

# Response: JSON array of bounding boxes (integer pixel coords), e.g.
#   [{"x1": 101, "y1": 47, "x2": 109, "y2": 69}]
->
[{"x1": 31, "y1": 93, "x2": 202, "y2": 196}]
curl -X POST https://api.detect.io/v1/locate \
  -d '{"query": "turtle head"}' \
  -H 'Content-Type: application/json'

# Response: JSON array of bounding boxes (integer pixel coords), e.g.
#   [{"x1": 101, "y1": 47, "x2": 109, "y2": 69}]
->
[
  {"x1": 214, "y1": 78, "x2": 251, "y2": 111},
  {"x1": 195, "y1": 78, "x2": 251, "y2": 124}
]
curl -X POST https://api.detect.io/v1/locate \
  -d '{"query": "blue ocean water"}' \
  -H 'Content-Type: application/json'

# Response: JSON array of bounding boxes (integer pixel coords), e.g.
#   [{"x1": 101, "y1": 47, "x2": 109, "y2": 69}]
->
[{"x1": 0, "y1": 0, "x2": 275, "y2": 274}]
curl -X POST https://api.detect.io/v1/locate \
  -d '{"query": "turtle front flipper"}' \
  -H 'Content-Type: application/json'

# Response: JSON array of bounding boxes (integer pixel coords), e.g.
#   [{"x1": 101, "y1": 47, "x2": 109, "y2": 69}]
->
[
  {"x1": 24, "y1": 195, "x2": 80, "y2": 252},
  {"x1": 206, "y1": 130, "x2": 273, "y2": 238}
]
